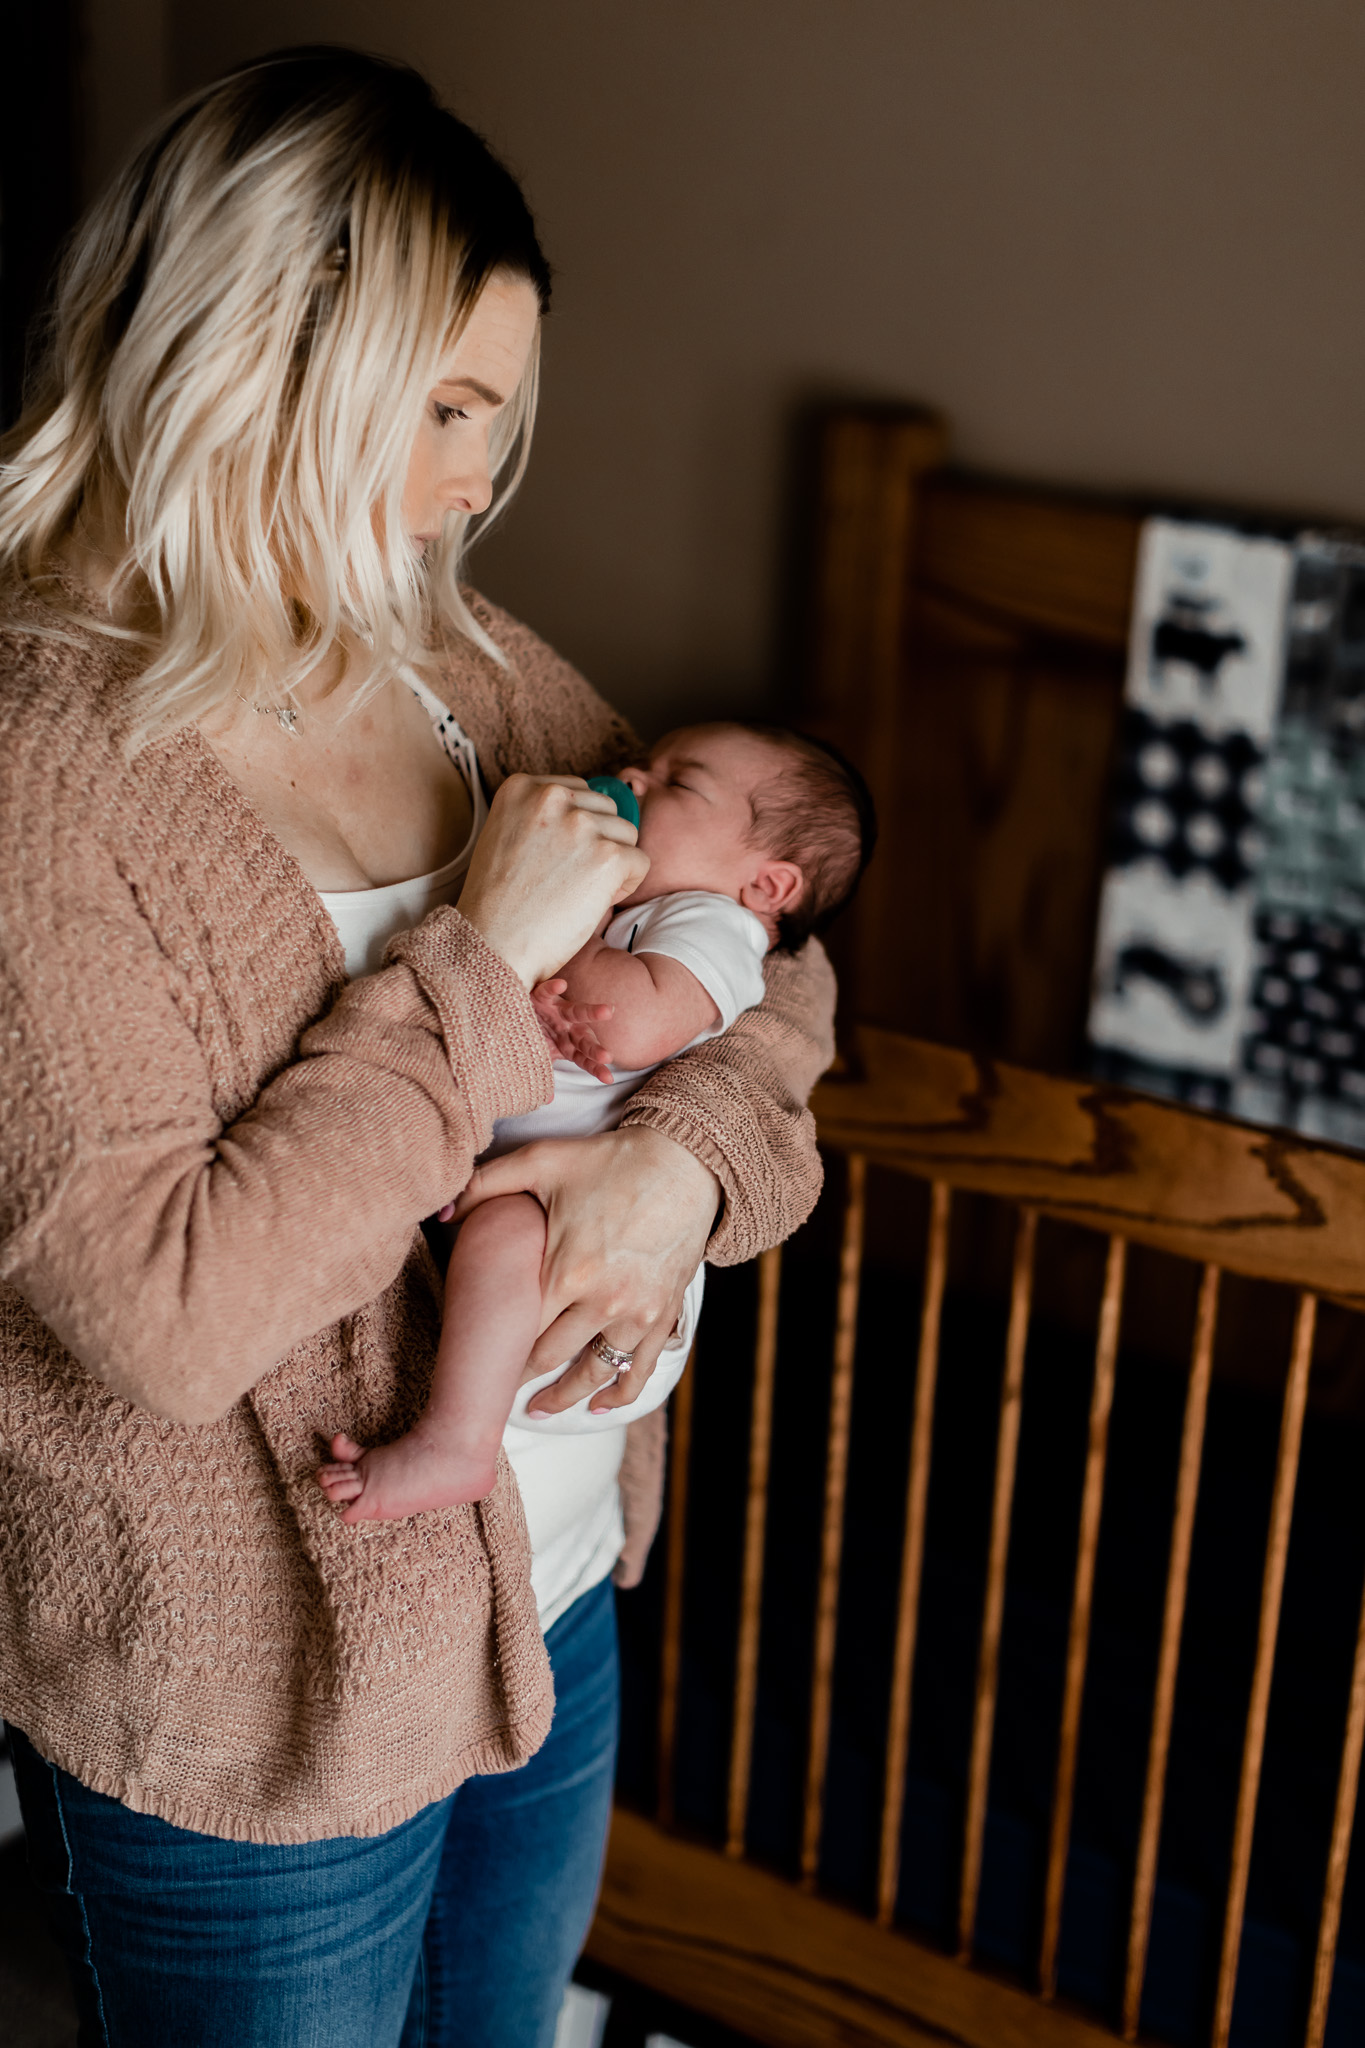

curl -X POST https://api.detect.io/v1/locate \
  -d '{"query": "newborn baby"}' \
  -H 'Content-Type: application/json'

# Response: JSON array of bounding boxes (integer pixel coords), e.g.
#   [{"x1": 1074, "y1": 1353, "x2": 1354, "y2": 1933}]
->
[{"x1": 317, "y1": 720, "x2": 873, "y2": 1522}]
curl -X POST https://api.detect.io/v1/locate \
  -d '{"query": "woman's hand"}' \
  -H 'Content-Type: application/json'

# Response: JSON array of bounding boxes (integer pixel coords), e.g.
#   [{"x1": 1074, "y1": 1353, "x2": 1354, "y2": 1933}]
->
[
  {"x1": 448, "y1": 1125, "x2": 720, "y2": 1413},
  {"x1": 458, "y1": 774, "x2": 649, "y2": 989}
]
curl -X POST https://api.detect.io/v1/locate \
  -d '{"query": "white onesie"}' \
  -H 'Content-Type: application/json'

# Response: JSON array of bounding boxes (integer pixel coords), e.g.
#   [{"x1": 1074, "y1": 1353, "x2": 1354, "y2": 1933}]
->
[
  {"x1": 496, "y1": 888, "x2": 769, "y2": 1624},
  {"x1": 317, "y1": 689, "x2": 773, "y2": 1628},
  {"x1": 486, "y1": 889, "x2": 770, "y2": 1157}
]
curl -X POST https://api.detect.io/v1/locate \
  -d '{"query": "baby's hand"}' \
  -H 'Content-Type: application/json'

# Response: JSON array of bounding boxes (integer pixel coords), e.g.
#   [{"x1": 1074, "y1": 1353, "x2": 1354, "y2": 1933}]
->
[{"x1": 531, "y1": 978, "x2": 615, "y2": 1084}]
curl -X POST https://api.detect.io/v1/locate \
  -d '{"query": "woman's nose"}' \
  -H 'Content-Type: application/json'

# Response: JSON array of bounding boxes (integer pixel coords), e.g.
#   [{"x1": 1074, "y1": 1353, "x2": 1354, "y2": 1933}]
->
[{"x1": 442, "y1": 445, "x2": 494, "y2": 518}]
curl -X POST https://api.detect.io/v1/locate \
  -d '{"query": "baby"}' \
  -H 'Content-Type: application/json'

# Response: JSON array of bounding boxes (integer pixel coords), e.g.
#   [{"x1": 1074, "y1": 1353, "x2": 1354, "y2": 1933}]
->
[{"x1": 317, "y1": 720, "x2": 873, "y2": 1523}]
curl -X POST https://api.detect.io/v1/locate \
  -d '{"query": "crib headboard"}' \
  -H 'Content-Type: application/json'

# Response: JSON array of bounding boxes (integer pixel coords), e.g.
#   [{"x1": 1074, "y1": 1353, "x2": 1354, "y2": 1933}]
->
[
  {"x1": 586, "y1": 408, "x2": 1365, "y2": 2048},
  {"x1": 802, "y1": 407, "x2": 1141, "y2": 1071}
]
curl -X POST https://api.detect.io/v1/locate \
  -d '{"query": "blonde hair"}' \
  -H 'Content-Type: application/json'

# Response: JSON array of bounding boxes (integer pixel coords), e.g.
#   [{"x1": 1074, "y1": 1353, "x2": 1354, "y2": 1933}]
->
[{"x1": 0, "y1": 48, "x2": 552, "y2": 748}]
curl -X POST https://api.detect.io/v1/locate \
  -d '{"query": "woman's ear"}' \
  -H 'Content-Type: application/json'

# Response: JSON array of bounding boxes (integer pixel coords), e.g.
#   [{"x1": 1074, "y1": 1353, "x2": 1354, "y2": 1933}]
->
[{"x1": 740, "y1": 860, "x2": 804, "y2": 923}]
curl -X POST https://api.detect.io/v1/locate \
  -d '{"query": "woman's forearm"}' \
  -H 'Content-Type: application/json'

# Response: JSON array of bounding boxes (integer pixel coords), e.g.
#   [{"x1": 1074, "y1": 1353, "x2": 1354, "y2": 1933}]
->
[{"x1": 1, "y1": 911, "x2": 551, "y2": 1424}]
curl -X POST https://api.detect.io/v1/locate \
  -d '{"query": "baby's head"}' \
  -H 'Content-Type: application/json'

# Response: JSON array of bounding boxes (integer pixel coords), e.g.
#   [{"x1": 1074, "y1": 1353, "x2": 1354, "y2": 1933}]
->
[{"x1": 618, "y1": 722, "x2": 876, "y2": 950}]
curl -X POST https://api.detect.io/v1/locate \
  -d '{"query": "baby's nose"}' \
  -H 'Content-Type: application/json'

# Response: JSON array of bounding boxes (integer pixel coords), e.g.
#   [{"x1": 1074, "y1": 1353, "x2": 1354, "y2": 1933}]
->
[{"x1": 620, "y1": 764, "x2": 648, "y2": 798}]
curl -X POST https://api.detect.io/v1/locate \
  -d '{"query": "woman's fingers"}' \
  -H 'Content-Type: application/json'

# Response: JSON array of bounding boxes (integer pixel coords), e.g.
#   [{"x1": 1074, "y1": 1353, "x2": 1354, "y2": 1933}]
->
[
  {"x1": 452, "y1": 1126, "x2": 718, "y2": 1410},
  {"x1": 447, "y1": 1150, "x2": 532, "y2": 1224},
  {"x1": 523, "y1": 1308, "x2": 678, "y2": 1416},
  {"x1": 457, "y1": 774, "x2": 650, "y2": 989}
]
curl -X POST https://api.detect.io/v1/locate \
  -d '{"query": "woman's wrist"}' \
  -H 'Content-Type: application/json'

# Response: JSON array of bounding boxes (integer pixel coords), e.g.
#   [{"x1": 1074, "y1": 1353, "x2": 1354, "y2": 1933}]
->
[
  {"x1": 460, "y1": 1120, "x2": 723, "y2": 1415},
  {"x1": 454, "y1": 774, "x2": 650, "y2": 993},
  {"x1": 455, "y1": 893, "x2": 538, "y2": 990},
  {"x1": 620, "y1": 1113, "x2": 727, "y2": 1235},
  {"x1": 611, "y1": 1122, "x2": 722, "y2": 1231}
]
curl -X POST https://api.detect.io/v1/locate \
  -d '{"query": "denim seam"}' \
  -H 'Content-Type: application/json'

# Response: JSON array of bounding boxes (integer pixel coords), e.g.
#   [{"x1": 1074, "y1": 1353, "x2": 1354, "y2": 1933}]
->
[
  {"x1": 409, "y1": 1944, "x2": 429, "y2": 2046},
  {"x1": 48, "y1": 1756, "x2": 112, "y2": 2047}
]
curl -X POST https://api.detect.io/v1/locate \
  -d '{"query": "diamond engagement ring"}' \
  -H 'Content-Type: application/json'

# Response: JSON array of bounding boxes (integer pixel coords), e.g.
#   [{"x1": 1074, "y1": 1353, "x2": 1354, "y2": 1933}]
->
[{"x1": 587, "y1": 1334, "x2": 635, "y2": 1375}]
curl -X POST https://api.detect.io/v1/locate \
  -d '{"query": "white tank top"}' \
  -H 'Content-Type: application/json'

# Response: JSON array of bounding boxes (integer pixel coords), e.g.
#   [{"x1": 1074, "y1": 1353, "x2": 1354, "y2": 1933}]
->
[
  {"x1": 317, "y1": 669, "x2": 487, "y2": 979},
  {"x1": 314, "y1": 670, "x2": 654, "y2": 1628}
]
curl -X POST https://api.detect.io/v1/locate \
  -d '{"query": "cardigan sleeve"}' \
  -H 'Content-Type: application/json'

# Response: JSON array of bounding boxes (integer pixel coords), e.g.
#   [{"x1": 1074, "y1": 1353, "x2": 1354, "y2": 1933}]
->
[
  {"x1": 621, "y1": 938, "x2": 836, "y2": 1263},
  {"x1": 456, "y1": 596, "x2": 838, "y2": 1257},
  {"x1": 0, "y1": 827, "x2": 551, "y2": 1423}
]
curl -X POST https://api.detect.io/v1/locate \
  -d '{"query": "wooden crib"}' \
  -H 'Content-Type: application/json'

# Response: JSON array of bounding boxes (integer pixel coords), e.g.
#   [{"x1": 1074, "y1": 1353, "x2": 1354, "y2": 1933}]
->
[{"x1": 585, "y1": 411, "x2": 1365, "y2": 2048}]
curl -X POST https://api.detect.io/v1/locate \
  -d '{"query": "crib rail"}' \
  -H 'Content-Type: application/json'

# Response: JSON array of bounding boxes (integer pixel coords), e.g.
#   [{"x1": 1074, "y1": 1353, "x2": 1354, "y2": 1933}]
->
[{"x1": 588, "y1": 1027, "x2": 1365, "y2": 2048}]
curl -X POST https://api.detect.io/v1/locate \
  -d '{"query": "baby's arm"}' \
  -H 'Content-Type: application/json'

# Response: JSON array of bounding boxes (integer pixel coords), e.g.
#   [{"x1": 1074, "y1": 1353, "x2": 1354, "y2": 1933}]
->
[{"x1": 555, "y1": 931, "x2": 720, "y2": 1070}]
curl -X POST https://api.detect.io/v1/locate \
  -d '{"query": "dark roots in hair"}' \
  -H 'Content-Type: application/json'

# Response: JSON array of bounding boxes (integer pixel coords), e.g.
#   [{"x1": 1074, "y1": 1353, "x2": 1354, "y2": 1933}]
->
[
  {"x1": 222, "y1": 46, "x2": 553, "y2": 312},
  {"x1": 736, "y1": 722, "x2": 878, "y2": 951}
]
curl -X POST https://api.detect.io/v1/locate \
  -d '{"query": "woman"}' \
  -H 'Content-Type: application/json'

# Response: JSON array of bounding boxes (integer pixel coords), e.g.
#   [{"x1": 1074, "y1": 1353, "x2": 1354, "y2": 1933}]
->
[{"x1": 0, "y1": 47, "x2": 834, "y2": 2048}]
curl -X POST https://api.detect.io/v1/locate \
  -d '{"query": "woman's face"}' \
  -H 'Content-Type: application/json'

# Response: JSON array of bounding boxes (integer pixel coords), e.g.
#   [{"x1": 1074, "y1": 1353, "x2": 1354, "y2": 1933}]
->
[{"x1": 402, "y1": 271, "x2": 541, "y2": 553}]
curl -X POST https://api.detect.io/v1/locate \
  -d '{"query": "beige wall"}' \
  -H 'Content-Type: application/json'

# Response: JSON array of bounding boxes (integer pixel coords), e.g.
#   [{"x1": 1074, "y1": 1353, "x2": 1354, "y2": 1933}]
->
[{"x1": 130, "y1": 2, "x2": 1365, "y2": 728}]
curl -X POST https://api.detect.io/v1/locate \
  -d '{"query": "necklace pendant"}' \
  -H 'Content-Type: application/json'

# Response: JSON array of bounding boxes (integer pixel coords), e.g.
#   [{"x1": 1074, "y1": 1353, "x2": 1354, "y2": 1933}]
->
[{"x1": 276, "y1": 705, "x2": 299, "y2": 735}]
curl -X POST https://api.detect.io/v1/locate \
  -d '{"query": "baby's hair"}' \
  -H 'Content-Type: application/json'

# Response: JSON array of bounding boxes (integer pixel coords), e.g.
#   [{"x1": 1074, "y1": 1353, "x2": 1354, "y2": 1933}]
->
[{"x1": 732, "y1": 721, "x2": 877, "y2": 951}]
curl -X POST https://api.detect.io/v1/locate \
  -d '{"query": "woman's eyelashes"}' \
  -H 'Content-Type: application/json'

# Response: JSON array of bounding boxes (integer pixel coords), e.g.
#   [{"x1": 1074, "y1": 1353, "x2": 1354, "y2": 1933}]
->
[{"x1": 433, "y1": 401, "x2": 470, "y2": 428}]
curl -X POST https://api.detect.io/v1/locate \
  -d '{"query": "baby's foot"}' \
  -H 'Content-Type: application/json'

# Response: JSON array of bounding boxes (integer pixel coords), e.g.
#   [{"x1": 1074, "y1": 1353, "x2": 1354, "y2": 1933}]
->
[{"x1": 316, "y1": 1429, "x2": 499, "y2": 1523}]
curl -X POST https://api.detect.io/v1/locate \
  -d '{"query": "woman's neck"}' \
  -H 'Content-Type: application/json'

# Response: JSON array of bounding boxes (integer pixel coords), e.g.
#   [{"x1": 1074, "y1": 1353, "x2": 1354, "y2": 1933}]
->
[{"x1": 57, "y1": 504, "x2": 362, "y2": 727}]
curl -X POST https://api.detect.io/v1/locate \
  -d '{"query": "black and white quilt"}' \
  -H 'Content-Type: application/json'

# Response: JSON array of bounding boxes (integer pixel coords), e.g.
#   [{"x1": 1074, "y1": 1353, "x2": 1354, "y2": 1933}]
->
[{"x1": 1088, "y1": 519, "x2": 1365, "y2": 1146}]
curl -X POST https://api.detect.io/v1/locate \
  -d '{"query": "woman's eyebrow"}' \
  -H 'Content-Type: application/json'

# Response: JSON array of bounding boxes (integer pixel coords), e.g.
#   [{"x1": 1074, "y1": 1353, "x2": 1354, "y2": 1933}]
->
[{"x1": 434, "y1": 375, "x2": 506, "y2": 407}]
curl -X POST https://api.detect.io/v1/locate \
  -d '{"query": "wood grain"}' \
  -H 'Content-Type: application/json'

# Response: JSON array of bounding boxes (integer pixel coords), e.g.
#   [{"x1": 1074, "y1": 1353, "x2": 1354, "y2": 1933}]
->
[
  {"x1": 1040, "y1": 1235, "x2": 1126, "y2": 1997},
  {"x1": 1210, "y1": 1293, "x2": 1318, "y2": 2048},
  {"x1": 803, "y1": 415, "x2": 1131, "y2": 1070},
  {"x1": 806, "y1": 406, "x2": 949, "y2": 750},
  {"x1": 803, "y1": 407, "x2": 949, "y2": 1038},
  {"x1": 801, "y1": 1156, "x2": 867, "y2": 1886},
  {"x1": 656, "y1": 1348, "x2": 696, "y2": 1829},
  {"x1": 813, "y1": 1027, "x2": 1365, "y2": 1308},
  {"x1": 918, "y1": 476, "x2": 1140, "y2": 649},
  {"x1": 959, "y1": 1208, "x2": 1038, "y2": 1958},
  {"x1": 591, "y1": 1806, "x2": 1121, "y2": 2048},
  {"x1": 877, "y1": 1181, "x2": 952, "y2": 1927},
  {"x1": 1122, "y1": 1266, "x2": 1219, "y2": 2039},
  {"x1": 828, "y1": 582, "x2": 1126, "y2": 1068},
  {"x1": 727, "y1": 1247, "x2": 782, "y2": 1858},
  {"x1": 1305, "y1": 1557, "x2": 1365, "y2": 2048}
]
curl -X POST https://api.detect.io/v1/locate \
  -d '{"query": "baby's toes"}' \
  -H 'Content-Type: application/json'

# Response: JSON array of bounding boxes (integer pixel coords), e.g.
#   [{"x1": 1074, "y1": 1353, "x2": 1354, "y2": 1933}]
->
[
  {"x1": 317, "y1": 1464, "x2": 362, "y2": 1502},
  {"x1": 329, "y1": 1431, "x2": 366, "y2": 1463}
]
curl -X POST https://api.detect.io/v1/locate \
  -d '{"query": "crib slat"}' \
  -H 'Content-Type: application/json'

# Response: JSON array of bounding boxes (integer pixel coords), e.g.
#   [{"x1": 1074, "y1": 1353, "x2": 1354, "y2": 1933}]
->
[
  {"x1": 1305, "y1": 1557, "x2": 1365, "y2": 2048},
  {"x1": 957, "y1": 1206, "x2": 1038, "y2": 1960},
  {"x1": 1122, "y1": 1264, "x2": 1220, "y2": 2040},
  {"x1": 657, "y1": 1344, "x2": 697, "y2": 1829},
  {"x1": 1039, "y1": 1234, "x2": 1127, "y2": 1997},
  {"x1": 876, "y1": 1180, "x2": 952, "y2": 1928},
  {"x1": 726, "y1": 1246, "x2": 783, "y2": 1858},
  {"x1": 799, "y1": 1153, "x2": 868, "y2": 1888},
  {"x1": 1210, "y1": 1292, "x2": 1317, "y2": 2048}
]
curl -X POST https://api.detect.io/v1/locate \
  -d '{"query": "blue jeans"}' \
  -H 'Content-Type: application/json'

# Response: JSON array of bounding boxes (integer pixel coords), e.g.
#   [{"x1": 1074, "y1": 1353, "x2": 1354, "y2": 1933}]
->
[
  {"x1": 9, "y1": 1576, "x2": 620, "y2": 2048},
  {"x1": 403, "y1": 1573, "x2": 620, "y2": 2048}
]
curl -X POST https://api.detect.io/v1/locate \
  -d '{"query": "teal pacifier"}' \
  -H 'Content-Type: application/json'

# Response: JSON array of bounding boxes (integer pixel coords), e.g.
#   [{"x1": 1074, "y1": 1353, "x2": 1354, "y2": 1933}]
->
[{"x1": 586, "y1": 775, "x2": 640, "y2": 830}]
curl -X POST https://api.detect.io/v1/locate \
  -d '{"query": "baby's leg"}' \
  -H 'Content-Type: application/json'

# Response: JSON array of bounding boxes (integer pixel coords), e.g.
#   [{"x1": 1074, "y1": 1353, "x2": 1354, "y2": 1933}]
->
[{"x1": 317, "y1": 1193, "x2": 547, "y2": 1523}]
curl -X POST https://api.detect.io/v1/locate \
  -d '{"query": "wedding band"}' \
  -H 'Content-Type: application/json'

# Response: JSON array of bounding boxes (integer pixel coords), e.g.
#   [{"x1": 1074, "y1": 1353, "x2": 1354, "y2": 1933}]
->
[{"x1": 587, "y1": 1333, "x2": 635, "y2": 1375}]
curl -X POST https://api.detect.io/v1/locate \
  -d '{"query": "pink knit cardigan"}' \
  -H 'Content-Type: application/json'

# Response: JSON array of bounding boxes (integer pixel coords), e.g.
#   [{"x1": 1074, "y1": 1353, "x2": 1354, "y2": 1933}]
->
[{"x1": 0, "y1": 579, "x2": 835, "y2": 1843}]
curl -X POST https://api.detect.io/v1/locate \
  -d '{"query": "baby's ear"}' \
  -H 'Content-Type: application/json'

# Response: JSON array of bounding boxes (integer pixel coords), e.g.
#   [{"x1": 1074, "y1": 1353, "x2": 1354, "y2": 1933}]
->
[{"x1": 741, "y1": 860, "x2": 804, "y2": 921}]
